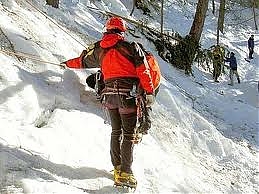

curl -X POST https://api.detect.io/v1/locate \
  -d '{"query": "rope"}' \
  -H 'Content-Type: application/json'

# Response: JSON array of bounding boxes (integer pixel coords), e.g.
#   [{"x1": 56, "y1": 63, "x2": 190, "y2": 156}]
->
[
  {"x1": 0, "y1": 49, "x2": 61, "y2": 66},
  {"x1": 0, "y1": 0, "x2": 89, "y2": 66},
  {"x1": 23, "y1": 0, "x2": 87, "y2": 49}
]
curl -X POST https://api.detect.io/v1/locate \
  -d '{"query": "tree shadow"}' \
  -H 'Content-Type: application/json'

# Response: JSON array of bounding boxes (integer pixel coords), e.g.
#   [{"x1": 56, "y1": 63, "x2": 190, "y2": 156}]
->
[
  {"x1": 0, "y1": 82, "x2": 26, "y2": 104},
  {"x1": 0, "y1": 62, "x2": 107, "y2": 131},
  {"x1": 18, "y1": 65, "x2": 107, "y2": 124},
  {"x1": 0, "y1": 26, "x2": 63, "y2": 106},
  {"x1": 0, "y1": 143, "x2": 114, "y2": 193},
  {"x1": 0, "y1": 64, "x2": 62, "y2": 105}
]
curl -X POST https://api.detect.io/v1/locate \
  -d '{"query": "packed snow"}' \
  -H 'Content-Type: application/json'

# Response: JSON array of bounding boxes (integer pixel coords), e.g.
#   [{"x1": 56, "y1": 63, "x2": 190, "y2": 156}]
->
[{"x1": 0, "y1": 0, "x2": 258, "y2": 193}]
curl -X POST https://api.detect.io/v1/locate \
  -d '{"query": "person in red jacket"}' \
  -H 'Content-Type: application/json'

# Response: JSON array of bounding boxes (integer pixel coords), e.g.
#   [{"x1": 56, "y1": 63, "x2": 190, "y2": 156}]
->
[{"x1": 62, "y1": 17, "x2": 154, "y2": 188}]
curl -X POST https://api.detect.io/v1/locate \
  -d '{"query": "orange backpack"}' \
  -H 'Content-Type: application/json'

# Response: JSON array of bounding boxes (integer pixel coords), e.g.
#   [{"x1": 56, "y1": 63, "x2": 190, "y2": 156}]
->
[
  {"x1": 115, "y1": 44, "x2": 161, "y2": 91},
  {"x1": 145, "y1": 53, "x2": 161, "y2": 90},
  {"x1": 82, "y1": 43, "x2": 161, "y2": 93}
]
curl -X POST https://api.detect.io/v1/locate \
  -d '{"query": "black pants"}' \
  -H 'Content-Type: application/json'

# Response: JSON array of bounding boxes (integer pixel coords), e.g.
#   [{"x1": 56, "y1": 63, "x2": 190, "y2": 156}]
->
[
  {"x1": 109, "y1": 109, "x2": 137, "y2": 173},
  {"x1": 249, "y1": 48, "x2": 254, "y2": 59},
  {"x1": 105, "y1": 94, "x2": 137, "y2": 173}
]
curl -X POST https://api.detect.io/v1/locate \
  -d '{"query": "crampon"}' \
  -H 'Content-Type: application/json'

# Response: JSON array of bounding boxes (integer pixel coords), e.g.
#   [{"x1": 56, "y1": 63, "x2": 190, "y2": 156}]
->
[
  {"x1": 114, "y1": 171, "x2": 137, "y2": 190},
  {"x1": 114, "y1": 181, "x2": 137, "y2": 190}
]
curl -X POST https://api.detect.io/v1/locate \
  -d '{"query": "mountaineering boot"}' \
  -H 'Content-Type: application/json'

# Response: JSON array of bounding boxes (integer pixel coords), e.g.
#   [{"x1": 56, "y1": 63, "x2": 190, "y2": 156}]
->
[
  {"x1": 237, "y1": 78, "x2": 240, "y2": 84},
  {"x1": 113, "y1": 165, "x2": 121, "y2": 182},
  {"x1": 114, "y1": 171, "x2": 137, "y2": 188}
]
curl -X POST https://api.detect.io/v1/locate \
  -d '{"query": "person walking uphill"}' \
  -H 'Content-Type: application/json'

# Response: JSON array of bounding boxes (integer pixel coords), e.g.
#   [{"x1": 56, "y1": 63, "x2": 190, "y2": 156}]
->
[
  {"x1": 248, "y1": 35, "x2": 254, "y2": 59},
  {"x1": 225, "y1": 52, "x2": 240, "y2": 86},
  {"x1": 61, "y1": 17, "x2": 154, "y2": 188}
]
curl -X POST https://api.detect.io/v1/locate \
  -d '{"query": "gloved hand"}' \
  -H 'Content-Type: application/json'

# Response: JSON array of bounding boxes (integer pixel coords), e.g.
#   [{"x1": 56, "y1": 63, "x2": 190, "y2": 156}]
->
[
  {"x1": 138, "y1": 120, "x2": 151, "y2": 135},
  {"x1": 145, "y1": 94, "x2": 155, "y2": 107},
  {"x1": 59, "y1": 62, "x2": 66, "y2": 69}
]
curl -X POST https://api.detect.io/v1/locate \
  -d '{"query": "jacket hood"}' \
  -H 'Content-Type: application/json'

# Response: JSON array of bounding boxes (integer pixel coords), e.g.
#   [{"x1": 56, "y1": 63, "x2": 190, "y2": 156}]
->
[{"x1": 100, "y1": 33, "x2": 124, "y2": 48}]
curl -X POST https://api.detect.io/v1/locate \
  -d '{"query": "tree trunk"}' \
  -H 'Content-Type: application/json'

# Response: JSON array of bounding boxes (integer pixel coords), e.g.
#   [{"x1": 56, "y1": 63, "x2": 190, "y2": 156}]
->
[
  {"x1": 217, "y1": 0, "x2": 226, "y2": 45},
  {"x1": 189, "y1": 0, "x2": 209, "y2": 43},
  {"x1": 46, "y1": 0, "x2": 59, "y2": 8},
  {"x1": 253, "y1": 0, "x2": 258, "y2": 30},
  {"x1": 160, "y1": 0, "x2": 164, "y2": 37},
  {"x1": 173, "y1": 0, "x2": 209, "y2": 75},
  {"x1": 130, "y1": 0, "x2": 137, "y2": 16}
]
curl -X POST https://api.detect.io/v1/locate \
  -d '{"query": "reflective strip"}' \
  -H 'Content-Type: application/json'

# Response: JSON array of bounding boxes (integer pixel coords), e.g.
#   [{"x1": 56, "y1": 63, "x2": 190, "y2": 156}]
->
[
  {"x1": 102, "y1": 91, "x2": 129, "y2": 96},
  {"x1": 101, "y1": 87, "x2": 132, "y2": 96}
]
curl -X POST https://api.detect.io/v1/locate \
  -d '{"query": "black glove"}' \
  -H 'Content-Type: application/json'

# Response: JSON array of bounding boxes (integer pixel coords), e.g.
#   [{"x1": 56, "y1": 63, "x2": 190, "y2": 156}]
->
[
  {"x1": 138, "y1": 106, "x2": 152, "y2": 135},
  {"x1": 138, "y1": 121, "x2": 151, "y2": 135},
  {"x1": 59, "y1": 62, "x2": 66, "y2": 69}
]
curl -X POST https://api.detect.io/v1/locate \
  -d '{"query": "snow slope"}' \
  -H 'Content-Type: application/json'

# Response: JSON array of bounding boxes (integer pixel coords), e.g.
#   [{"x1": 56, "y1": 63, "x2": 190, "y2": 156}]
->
[{"x1": 0, "y1": 0, "x2": 258, "y2": 193}]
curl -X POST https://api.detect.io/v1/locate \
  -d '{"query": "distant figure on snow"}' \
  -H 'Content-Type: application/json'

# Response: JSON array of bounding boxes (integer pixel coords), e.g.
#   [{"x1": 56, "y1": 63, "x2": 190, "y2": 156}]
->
[
  {"x1": 212, "y1": 45, "x2": 224, "y2": 82},
  {"x1": 46, "y1": 0, "x2": 59, "y2": 8},
  {"x1": 225, "y1": 52, "x2": 240, "y2": 86},
  {"x1": 248, "y1": 35, "x2": 254, "y2": 59}
]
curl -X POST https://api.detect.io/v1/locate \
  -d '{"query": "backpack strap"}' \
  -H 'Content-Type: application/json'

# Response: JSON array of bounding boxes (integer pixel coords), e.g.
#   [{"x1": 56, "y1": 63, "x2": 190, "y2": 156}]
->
[
  {"x1": 99, "y1": 41, "x2": 142, "y2": 67},
  {"x1": 98, "y1": 42, "x2": 141, "y2": 96},
  {"x1": 115, "y1": 43, "x2": 136, "y2": 65},
  {"x1": 99, "y1": 47, "x2": 110, "y2": 65}
]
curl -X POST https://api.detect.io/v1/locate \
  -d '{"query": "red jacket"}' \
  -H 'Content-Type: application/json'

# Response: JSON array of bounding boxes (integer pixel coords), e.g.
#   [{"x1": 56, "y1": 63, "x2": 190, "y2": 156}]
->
[{"x1": 65, "y1": 33, "x2": 154, "y2": 94}]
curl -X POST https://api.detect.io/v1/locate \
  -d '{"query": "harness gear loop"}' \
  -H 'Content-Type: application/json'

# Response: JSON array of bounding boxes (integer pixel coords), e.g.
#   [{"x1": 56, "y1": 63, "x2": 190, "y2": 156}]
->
[
  {"x1": 95, "y1": 70, "x2": 103, "y2": 100},
  {"x1": 128, "y1": 84, "x2": 137, "y2": 99},
  {"x1": 100, "y1": 84, "x2": 145, "y2": 144}
]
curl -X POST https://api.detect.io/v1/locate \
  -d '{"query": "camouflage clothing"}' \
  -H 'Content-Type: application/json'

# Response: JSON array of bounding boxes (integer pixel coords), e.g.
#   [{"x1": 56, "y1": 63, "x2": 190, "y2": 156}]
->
[{"x1": 212, "y1": 46, "x2": 224, "y2": 82}]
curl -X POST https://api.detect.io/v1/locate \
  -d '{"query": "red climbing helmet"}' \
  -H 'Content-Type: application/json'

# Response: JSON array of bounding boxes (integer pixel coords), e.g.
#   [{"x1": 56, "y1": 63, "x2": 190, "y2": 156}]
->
[{"x1": 105, "y1": 17, "x2": 127, "y2": 32}]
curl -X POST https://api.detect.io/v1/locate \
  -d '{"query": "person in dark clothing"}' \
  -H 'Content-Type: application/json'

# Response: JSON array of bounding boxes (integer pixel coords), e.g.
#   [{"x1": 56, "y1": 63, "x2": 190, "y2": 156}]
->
[
  {"x1": 248, "y1": 35, "x2": 254, "y2": 59},
  {"x1": 61, "y1": 17, "x2": 154, "y2": 188},
  {"x1": 85, "y1": 42, "x2": 161, "y2": 136},
  {"x1": 46, "y1": 0, "x2": 59, "y2": 8},
  {"x1": 225, "y1": 52, "x2": 240, "y2": 86}
]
